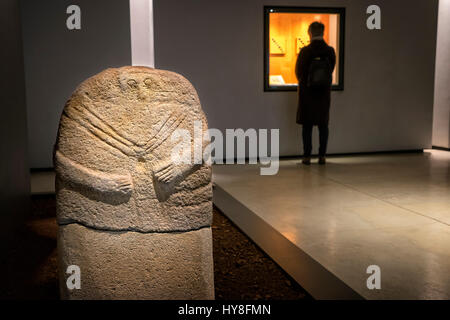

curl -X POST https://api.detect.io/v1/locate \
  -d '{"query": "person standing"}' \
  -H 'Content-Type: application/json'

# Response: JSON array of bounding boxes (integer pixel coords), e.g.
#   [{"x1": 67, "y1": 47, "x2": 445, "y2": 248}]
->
[{"x1": 295, "y1": 22, "x2": 336, "y2": 165}]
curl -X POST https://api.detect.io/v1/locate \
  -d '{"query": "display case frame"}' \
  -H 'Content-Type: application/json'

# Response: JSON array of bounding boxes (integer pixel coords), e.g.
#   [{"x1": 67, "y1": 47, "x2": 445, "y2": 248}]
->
[{"x1": 264, "y1": 6, "x2": 346, "y2": 92}]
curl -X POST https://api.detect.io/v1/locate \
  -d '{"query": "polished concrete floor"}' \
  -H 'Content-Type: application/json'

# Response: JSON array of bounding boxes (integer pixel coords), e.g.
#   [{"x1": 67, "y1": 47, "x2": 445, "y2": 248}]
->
[{"x1": 212, "y1": 150, "x2": 450, "y2": 299}]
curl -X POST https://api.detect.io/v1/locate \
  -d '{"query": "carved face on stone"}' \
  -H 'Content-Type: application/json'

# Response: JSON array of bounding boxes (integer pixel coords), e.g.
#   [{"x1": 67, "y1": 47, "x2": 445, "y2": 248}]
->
[{"x1": 73, "y1": 67, "x2": 200, "y2": 149}]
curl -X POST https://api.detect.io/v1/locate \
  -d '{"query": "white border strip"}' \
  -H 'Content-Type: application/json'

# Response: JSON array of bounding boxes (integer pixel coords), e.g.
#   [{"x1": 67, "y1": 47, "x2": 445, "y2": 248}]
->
[{"x1": 129, "y1": 0, "x2": 155, "y2": 68}]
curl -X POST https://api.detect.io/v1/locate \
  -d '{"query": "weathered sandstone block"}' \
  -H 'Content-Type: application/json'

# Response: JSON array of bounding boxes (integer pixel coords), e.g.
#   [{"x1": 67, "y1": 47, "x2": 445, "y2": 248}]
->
[
  {"x1": 58, "y1": 224, "x2": 214, "y2": 300},
  {"x1": 55, "y1": 66, "x2": 213, "y2": 299}
]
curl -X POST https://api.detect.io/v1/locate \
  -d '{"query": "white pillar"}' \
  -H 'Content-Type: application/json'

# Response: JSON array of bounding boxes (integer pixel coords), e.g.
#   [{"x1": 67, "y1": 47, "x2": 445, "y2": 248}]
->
[
  {"x1": 129, "y1": 0, "x2": 155, "y2": 68},
  {"x1": 433, "y1": 0, "x2": 450, "y2": 149}
]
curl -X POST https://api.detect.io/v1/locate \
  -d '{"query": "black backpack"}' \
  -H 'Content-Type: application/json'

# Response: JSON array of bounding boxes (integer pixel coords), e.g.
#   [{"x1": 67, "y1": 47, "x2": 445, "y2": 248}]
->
[{"x1": 307, "y1": 56, "x2": 332, "y2": 88}]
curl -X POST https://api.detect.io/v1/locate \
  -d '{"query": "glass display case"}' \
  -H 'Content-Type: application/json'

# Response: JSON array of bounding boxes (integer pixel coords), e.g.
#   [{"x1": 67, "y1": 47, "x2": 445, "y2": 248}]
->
[{"x1": 264, "y1": 7, "x2": 345, "y2": 91}]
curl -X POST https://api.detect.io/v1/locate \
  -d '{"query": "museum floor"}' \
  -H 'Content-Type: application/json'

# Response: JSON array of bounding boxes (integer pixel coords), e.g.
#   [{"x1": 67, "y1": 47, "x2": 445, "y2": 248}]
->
[{"x1": 213, "y1": 150, "x2": 450, "y2": 300}]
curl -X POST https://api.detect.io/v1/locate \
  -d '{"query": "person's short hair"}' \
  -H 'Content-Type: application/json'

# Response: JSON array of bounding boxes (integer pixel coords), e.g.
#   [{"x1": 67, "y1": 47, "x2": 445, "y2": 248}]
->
[{"x1": 308, "y1": 22, "x2": 325, "y2": 37}]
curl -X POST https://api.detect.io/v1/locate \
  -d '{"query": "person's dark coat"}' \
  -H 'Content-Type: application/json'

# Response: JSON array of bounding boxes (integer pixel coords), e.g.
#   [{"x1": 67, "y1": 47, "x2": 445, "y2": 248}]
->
[{"x1": 295, "y1": 39, "x2": 336, "y2": 125}]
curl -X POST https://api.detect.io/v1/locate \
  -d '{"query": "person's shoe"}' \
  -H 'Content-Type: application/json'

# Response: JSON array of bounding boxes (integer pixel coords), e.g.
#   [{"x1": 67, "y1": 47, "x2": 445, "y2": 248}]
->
[
  {"x1": 318, "y1": 156, "x2": 326, "y2": 165},
  {"x1": 302, "y1": 157, "x2": 311, "y2": 165}
]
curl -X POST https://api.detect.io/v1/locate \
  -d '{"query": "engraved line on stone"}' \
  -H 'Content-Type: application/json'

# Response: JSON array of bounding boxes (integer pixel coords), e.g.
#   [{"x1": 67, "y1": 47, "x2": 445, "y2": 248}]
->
[
  {"x1": 55, "y1": 150, "x2": 133, "y2": 196},
  {"x1": 62, "y1": 113, "x2": 133, "y2": 158},
  {"x1": 57, "y1": 220, "x2": 212, "y2": 234},
  {"x1": 140, "y1": 112, "x2": 173, "y2": 149},
  {"x1": 63, "y1": 108, "x2": 136, "y2": 157},
  {"x1": 76, "y1": 103, "x2": 136, "y2": 148},
  {"x1": 147, "y1": 112, "x2": 187, "y2": 152},
  {"x1": 73, "y1": 103, "x2": 186, "y2": 157},
  {"x1": 77, "y1": 89, "x2": 138, "y2": 147}
]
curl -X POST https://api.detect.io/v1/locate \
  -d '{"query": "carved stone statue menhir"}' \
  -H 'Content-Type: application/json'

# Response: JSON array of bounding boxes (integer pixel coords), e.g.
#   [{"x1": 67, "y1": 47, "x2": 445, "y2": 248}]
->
[{"x1": 54, "y1": 66, "x2": 214, "y2": 299}]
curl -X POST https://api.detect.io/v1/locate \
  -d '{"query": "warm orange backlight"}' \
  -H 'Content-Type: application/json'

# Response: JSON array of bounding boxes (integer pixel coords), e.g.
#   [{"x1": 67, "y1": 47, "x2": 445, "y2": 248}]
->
[{"x1": 269, "y1": 12, "x2": 339, "y2": 86}]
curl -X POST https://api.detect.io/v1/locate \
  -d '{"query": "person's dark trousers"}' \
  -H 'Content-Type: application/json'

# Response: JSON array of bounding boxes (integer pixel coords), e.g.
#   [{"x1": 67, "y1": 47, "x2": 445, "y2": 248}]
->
[{"x1": 302, "y1": 124, "x2": 329, "y2": 157}]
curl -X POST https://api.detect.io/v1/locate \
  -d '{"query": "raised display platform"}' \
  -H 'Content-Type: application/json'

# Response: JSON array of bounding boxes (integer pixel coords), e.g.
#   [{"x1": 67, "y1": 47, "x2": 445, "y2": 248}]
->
[{"x1": 212, "y1": 150, "x2": 450, "y2": 300}]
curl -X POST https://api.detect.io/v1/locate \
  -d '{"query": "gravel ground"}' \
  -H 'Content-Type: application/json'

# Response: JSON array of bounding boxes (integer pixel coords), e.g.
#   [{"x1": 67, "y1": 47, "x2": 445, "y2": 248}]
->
[
  {"x1": 212, "y1": 208, "x2": 310, "y2": 300},
  {"x1": 0, "y1": 195, "x2": 310, "y2": 300}
]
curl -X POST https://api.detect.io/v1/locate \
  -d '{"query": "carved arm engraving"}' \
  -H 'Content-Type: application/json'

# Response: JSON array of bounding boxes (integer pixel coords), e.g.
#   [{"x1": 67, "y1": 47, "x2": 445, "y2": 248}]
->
[{"x1": 55, "y1": 150, "x2": 133, "y2": 196}]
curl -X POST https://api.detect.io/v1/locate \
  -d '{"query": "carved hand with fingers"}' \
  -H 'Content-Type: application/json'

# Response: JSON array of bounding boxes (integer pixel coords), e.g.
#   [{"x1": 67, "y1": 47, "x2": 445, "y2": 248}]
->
[{"x1": 153, "y1": 161, "x2": 183, "y2": 184}]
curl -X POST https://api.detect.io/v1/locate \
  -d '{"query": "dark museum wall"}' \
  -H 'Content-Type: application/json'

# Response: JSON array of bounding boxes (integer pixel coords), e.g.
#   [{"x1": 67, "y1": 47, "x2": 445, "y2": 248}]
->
[
  {"x1": 21, "y1": 0, "x2": 132, "y2": 168},
  {"x1": 0, "y1": 0, "x2": 30, "y2": 243},
  {"x1": 432, "y1": 0, "x2": 450, "y2": 149},
  {"x1": 154, "y1": 0, "x2": 439, "y2": 158}
]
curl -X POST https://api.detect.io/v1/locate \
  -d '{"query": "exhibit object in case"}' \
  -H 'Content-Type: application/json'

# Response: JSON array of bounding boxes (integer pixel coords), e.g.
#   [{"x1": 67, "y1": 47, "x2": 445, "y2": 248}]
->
[{"x1": 270, "y1": 36, "x2": 286, "y2": 55}]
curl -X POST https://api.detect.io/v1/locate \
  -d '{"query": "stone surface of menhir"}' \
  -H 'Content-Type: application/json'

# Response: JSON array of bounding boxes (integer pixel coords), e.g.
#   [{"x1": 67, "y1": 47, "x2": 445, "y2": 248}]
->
[
  {"x1": 55, "y1": 66, "x2": 211, "y2": 233},
  {"x1": 55, "y1": 66, "x2": 214, "y2": 300},
  {"x1": 59, "y1": 224, "x2": 213, "y2": 300}
]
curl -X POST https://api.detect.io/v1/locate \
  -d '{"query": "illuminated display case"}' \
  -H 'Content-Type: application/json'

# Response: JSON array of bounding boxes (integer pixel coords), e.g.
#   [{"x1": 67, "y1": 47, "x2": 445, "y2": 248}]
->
[{"x1": 264, "y1": 7, "x2": 345, "y2": 91}]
